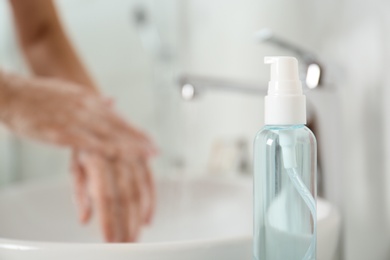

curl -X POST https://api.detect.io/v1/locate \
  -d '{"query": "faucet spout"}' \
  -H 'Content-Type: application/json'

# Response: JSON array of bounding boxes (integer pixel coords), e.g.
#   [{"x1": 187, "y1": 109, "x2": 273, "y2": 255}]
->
[{"x1": 178, "y1": 75, "x2": 267, "y2": 101}]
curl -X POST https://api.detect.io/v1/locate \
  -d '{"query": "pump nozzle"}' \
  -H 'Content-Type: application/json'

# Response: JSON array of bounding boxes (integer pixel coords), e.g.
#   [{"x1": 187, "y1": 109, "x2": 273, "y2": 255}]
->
[
  {"x1": 265, "y1": 56, "x2": 299, "y2": 82},
  {"x1": 264, "y1": 56, "x2": 306, "y2": 125},
  {"x1": 264, "y1": 56, "x2": 302, "y2": 96}
]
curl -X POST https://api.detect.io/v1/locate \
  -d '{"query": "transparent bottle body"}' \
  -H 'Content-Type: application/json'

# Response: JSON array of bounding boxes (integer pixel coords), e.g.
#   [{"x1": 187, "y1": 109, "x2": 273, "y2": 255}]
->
[{"x1": 253, "y1": 125, "x2": 317, "y2": 260}]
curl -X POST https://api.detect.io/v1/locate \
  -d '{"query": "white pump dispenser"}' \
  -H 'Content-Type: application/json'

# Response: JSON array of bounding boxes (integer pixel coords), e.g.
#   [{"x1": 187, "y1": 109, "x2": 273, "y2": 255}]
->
[{"x1": 264, "y1": 56, "x2": 306, "y2": 125}]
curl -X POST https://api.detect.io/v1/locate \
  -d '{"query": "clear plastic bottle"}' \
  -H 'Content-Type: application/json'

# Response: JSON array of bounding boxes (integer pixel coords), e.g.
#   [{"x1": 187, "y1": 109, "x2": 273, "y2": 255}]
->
[{"x1": 253, "y1": 57, "x2": 317, "y2": 260}]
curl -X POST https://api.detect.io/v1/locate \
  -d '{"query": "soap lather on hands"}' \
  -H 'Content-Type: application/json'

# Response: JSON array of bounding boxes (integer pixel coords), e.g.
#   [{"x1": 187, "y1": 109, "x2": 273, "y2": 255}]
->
[
  {"x1": 0, "y1": 73, "x2": 152, "y2": 159},
  {"x1": 3, "y1": 0, "x2": 158, "y2": 242}
]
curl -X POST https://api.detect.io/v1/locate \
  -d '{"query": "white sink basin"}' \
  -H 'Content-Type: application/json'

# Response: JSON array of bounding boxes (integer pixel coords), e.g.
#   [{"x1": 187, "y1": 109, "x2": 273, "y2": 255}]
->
[{"x1": 0, "y1": 176, "x2": 340, "y2": 260}]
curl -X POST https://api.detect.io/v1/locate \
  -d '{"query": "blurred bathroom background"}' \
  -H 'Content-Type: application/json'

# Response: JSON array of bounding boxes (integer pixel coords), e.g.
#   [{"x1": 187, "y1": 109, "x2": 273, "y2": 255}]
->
[{"x1": 0, "y1": 0, "x2": 389, "y2": 259}]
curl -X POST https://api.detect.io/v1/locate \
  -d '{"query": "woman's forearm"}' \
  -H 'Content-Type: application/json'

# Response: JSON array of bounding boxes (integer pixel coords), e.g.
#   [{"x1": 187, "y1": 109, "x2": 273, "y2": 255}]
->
[{"x1": 9, "y1": 0, "x2": 98, "y2": 93}]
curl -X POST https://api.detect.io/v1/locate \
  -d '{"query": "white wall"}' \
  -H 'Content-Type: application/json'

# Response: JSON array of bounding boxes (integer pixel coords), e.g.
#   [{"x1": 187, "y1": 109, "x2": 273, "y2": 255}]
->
[{"x1": 317, "y1": 1, "x2": 390, "y2": 259}]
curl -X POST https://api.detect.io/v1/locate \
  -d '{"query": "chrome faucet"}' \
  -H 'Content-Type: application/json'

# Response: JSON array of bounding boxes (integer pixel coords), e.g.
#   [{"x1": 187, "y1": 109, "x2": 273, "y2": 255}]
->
[
  {"x1": 179, "y1": 28, "x2": 325, "y2": 100},
  {"x1": 179, "y1": 76, "x2": 266, "y2": 100}
]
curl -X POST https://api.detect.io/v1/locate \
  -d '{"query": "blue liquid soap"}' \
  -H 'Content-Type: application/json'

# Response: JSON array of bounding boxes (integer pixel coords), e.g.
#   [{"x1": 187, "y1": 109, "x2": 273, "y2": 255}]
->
[{"x1": 253, "y1": 57, "x2": 317, "y2": 260}]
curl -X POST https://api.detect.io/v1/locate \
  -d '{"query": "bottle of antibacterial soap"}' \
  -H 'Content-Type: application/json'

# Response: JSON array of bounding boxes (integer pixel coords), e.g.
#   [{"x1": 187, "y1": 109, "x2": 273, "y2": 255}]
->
[{"x1": 253, "y1": 57, "x2": 317, "y2": 260}]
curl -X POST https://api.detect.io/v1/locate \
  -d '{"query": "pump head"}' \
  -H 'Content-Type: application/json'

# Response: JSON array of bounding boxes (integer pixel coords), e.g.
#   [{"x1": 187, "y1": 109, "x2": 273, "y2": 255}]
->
[{"x1": 264, "y1": 56, "x2": 306, "y2": 125}]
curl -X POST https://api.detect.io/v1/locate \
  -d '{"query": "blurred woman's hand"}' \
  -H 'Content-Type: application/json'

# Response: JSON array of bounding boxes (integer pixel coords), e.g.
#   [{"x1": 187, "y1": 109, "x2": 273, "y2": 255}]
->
[
  {"x1": 0, "y1": 71, "x2": 157, "y2": 242},
  {"x1": 0, "y1": 72, "x2": 154, "y2": 158},
  {"x1": 7, "y1": 0, "x2": 158, "y2": 244},
  {"x1": 72, "y1": 151, "x2": 156, "y2": 242}
]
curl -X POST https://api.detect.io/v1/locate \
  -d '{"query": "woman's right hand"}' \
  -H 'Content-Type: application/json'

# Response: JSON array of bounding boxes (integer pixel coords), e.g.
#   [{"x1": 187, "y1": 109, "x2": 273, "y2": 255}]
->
[
  {"x1": 0, "y1": 72, "x2": 154, "y2": 158},
  {"x1": 72, "y1": 151, "x2": 156, "y2": 242}
]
